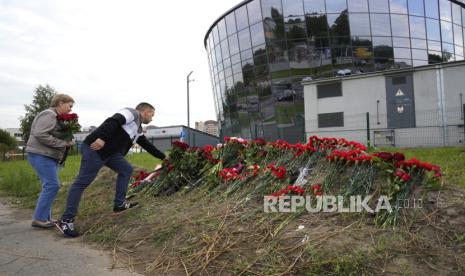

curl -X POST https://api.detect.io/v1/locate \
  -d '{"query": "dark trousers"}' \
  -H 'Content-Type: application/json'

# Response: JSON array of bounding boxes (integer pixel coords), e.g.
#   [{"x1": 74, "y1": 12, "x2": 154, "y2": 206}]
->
[{"x1": 62, "y1": 143, "x2": 132, "y2": 220}]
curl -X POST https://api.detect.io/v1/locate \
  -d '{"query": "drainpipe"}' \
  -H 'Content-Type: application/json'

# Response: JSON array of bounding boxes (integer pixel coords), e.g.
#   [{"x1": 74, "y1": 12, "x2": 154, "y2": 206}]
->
[{"x1": 435, "y1": 65, "x2": 448, "y2": 146}]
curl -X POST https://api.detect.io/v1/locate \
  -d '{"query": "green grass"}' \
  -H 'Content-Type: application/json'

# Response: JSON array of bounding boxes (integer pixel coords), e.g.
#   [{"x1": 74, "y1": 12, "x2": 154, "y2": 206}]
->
[
  {"x1": 0, "y1": 152, "x2": 162, "y2": 206},
  {"x1": 377, "y1": 146, "x2": 465, "y2": 188},
  {"x1": 0, "y1": 154, "x2": 81, "y2": 207},
  {"x1": 125, "y1": 152, "x2": 162, "y2": 171}
]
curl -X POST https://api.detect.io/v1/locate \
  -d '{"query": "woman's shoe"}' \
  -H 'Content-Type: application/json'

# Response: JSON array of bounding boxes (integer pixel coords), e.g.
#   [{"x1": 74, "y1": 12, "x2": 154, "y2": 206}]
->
[{"x1": 31, "y1": 220, "x2": 55, "y2": 229}]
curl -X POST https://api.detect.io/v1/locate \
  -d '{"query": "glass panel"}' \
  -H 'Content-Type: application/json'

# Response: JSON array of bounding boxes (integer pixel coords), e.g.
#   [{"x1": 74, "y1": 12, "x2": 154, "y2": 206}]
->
[
  {"x1": 455, "y1": 45, "x2": 464, "y2": 56},
  {"x1": 253, "y1": 48, "x2": 268, "y2": 66},
  {"x1": 306, "y1": 14, "x2": 329, "y2": 38},
  {"x1": 241, "y1": 48, "x2": 253, "y2": 61},
  {"x1": 373, "y1": 36, "x2": 393, "y2": 46},
  {"x1": 454, "y1": 24, "x2": 464, "y2": 46},
  {"x1": 212, "y1": 26, "x2": 219, "y2": 46},
  {"x1": 353, "y1": 45, "x2": 373, "y2": 66},
  {"x1": 452, "y1": 3, "x2": 462, "y2": 25},
  {"x1": 441, "y1": 20, "x2": 453, "y2": 43},
  {"x1": 409, "y1": 16, "x2": 426, "y2": 39},
  {"x1": 267, "y1": 41, "x2": 290, "y2": 72},
  {"x1": 349, "y1": 13, "x2": 371, "y2": 36},
  {"x1": 224, "y1": 66, "x2": 232, "y2": 77},
  {"x1": 231, "y1": 52, "x2": 241, "y2": 65},
  {"x1": 374, "y1": 44, "x2": 394, "y2": 58},
  {"x1": 288, "y1": 40, "x2": 309, "y2": 68},
  {"x1": 428, "y1": 50, "x2": 443, "y2": 63},
  {"x1": 391, "y1": 14, "x2": 409, "y2": 36},
  {"x1": 250, "y1": 22, "x2": 266, "y2": 46},
  {"x1": 264, "y1": 18, "x2": 286, "y2": 41},
  {"x1": 439, "y1": 0, "x2": 452, "y2": 22},
  {"x1": 236, "y1": 5, "x2": 249, "y2": 31},
  {"x1": 390, "y1": 0, "x2": 408, "y2": 14},
  {"x1": 309, "y1": 48, "x2": 332, "y2": 68},
  {"x1": 303, "y1": 0, "x2": 325, "y2": 14},
  {"x1": 411, "y1": 38, "x2": 427, "y2": 49},
  {"x1": 412, "y1": 59, "x2": 428, "y2": 66},
  {"x1": 428, "y1": 40, "x2": 442, "y2": 51},
  {"x1": 463, "y1": 8, "x2": 465, "y2": 26},
  {"x1": 369, "y1": 0, "x2": 389, "y2": 13},
  {"x1": 226, "y1": 13, "x2": 237, "y2": 35},
  {"x1": 348, "y1": 0, "x2": 368, "y2": 12},
  {"x1": 442, "y1": 42, "x2": 455, "y2": 61},
  {"x1": 262, "y1": 0, "x2": 283, "y2": 19},
  {"x1": 412, "y1": 48, "x2": 428, "y2": 60},
  {"x1": 232, "y1": 62, "x2": 242, "y2": 74},
  {"x1": 425, "y1": 0, "x2": 439, "y2": 19},
  {"x1": 371, "y1": 14, "x2": 391, "y2": 36},
  {"x1": 408, "y1": 0, "x2": 424, "y2": 16},
  {"x1": 218, "y1": 19, "x2": 227, "y2": 41},
  {"x1": 394, "y1": 47, "x2": 412, "y2": 59},
  {"x1": 228, "y1": 34, "x2": 240, "y2": 55},
  {"x1": 221, "y1": 40, "x2": 230, "y2": 59},
  {"x1": 395, "y1": 59, "x2": 412, "y2": 67},
  {"x1": 282, "y1": 0, "x2": 304, "y2": 17},
  {"x1": 238, "y1": 28, "x2": 252, "y2": 51},
  {"x1": 248, "y1": 0, "x2": 263, "y2": 25},
  {"x1": 285, "y1": 16, "x2": 307, "y2": 40},
  {"x1": 326, "y1": 0, "x2": 347, "y2": 14},
  {"x1": 393, "y1": 37, "x2": 411, "y2": 47},
  {"x1": 331, "y1": 47, "x2": 352, "y2": 65},
  {"x1": 426, "y1": 18, "x2": 441, "y2": 41},
  {"x1": 328, "y1": 12, "x2": 350, "y2": 37},
  {"x1": 352, "y1": 36, "x2": 373, "y2": 47},
  {"x1": 442, "y1": 42, "x2": 454, "y2": 54},
  {"x1": 215, "y1": 44, "x2": 222, "y2": 63}
]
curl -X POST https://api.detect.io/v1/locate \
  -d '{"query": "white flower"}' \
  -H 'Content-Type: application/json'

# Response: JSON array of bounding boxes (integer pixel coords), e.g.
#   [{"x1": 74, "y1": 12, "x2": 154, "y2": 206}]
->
[{"x1": 216, "y1": 143, "x2": 223, "y2": 149}]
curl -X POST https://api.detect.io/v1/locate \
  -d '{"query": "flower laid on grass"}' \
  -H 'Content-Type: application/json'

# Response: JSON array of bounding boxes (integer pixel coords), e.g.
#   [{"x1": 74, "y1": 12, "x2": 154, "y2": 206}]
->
[
  {"x1": 272, "y1": 185, "x2": 305, "y2": 197},
  {"x1": 127, "y1": 135, "x2": 442, "y2": 226}
]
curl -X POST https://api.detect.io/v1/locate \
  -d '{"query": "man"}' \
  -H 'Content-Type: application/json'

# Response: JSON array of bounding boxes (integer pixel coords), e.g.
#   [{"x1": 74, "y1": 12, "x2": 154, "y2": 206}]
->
[{"x1": 56, "y1": 102, "x2": 165, "y2": 237}]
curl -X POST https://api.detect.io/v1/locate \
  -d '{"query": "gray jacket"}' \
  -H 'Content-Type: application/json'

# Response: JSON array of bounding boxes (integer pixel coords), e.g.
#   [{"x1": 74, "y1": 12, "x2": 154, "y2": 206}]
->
[{"x1": 26, "y1": 108, "x2": 68, "y2": 161}]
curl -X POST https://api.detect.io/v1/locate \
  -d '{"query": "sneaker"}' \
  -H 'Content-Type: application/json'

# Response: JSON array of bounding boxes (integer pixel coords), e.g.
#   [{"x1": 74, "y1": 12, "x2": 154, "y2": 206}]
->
[
  {"x1": 55, "y1": 219, "x2": 79, "y2": 238},
  {"x1": 113, "y1": 201, "x2": 139, "y2": 213},
  {"x1": 31, "y1": 220, "x2": 55, "y2": 229}
]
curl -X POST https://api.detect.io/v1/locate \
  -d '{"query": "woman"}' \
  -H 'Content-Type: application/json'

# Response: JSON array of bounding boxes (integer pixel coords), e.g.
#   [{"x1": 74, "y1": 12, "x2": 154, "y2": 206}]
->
[{"x1": 26, "y1": 94, "x2": 75, "y2": 228}]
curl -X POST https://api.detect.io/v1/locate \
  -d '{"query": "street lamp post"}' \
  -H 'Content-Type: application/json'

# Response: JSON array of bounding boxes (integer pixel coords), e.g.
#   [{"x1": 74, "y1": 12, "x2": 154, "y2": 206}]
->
[{"x1": 187, "y1": 71, "x2": 194, "y2": 129}]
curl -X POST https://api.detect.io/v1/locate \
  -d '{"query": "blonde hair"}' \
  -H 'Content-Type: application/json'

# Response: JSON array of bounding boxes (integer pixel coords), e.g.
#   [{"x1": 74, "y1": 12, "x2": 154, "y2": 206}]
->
[{"x1": 50, "y1": 94, "x2": 74, "y2": 107}]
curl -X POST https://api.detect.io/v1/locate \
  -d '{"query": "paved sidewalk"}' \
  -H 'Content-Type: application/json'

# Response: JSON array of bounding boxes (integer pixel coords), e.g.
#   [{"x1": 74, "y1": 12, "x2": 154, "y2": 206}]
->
[{"x1": 0, "y1": 200, "x2": 141, "y2": 276}]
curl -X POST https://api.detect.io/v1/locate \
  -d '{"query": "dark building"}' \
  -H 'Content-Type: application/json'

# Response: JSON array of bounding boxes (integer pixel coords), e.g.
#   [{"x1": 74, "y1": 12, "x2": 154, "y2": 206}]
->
[{"x1": 205, "y1": 0, "x2": 465, "y2": 142}]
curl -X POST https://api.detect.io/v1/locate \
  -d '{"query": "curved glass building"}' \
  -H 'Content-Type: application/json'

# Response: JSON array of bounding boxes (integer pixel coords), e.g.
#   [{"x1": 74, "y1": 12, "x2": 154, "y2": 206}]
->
[{"x1": 204, "y1": 0, "x2": 465, "y2": 142}]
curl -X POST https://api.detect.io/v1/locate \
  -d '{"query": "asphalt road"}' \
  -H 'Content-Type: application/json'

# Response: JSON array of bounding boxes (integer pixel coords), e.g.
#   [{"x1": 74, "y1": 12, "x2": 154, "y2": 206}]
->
[{"x1": 0, "y1": 200, "x2": 140, "y2": 276}]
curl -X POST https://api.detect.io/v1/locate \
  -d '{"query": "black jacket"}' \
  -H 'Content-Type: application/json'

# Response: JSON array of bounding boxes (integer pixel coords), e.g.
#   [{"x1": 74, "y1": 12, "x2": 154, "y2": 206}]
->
[{"x1": 84, "y1": 108, "x2": 165, "y2": 160}]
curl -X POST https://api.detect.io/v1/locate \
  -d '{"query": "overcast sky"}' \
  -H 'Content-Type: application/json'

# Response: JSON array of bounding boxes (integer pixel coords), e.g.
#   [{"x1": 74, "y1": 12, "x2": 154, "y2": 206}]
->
[{"x1": 0, "y1": 0, "x2": 239, "y2": 129}]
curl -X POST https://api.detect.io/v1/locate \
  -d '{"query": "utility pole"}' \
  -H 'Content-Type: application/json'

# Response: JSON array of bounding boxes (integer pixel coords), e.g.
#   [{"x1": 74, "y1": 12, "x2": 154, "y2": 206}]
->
[{"x1": 187, "y1": 71, "x2": 194, "y2": 129}]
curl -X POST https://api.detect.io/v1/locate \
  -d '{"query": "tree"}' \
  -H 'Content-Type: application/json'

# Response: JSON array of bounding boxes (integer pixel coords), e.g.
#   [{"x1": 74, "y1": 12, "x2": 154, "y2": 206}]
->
[
  {"x1": 0, "y1": 129, "x2": 17, "y2": 159},
  {"x1": 19, "y1": 84, "x2": 57, "y2": 143}
]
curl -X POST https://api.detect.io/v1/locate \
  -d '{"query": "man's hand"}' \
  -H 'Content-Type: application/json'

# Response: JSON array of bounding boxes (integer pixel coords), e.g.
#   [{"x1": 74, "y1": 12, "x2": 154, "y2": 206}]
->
[
  {"x1": 90, "y1": 138, "x2": 105, "y2": 151},
  {"x1": 66, "y1": 140, "x2": 75, "y2": 147}
]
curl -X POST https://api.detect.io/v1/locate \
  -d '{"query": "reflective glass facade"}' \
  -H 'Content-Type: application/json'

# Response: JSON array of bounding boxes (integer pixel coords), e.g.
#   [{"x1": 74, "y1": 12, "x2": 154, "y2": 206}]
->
[{"x1": 205, "y1": 0, "x2": 465, "y2": 142}]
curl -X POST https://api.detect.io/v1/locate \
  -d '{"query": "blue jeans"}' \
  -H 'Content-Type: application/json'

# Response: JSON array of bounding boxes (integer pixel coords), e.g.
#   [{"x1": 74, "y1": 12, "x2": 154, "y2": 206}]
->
[
  {"x1": 28, "y1": 152, "x2": 60, "y2": 221},
  {"x1": 62, "y1": 143, "x2": 133, "y2": 220}
]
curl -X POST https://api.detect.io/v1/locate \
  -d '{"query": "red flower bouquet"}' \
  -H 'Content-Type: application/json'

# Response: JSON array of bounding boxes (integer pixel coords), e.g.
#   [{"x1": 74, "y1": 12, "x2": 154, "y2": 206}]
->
[{"x1": 53, "y1": 113, "x2": 81, "y2": 141}]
